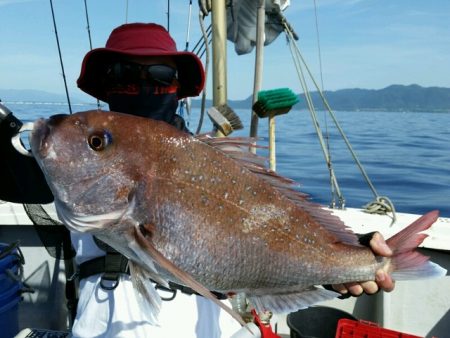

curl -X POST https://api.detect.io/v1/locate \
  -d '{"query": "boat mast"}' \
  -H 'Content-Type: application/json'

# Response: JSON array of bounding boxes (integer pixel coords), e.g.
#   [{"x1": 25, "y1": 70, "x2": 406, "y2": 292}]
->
[{"x1": 211, "y1": 0, "x2": 227, "y2": 110}]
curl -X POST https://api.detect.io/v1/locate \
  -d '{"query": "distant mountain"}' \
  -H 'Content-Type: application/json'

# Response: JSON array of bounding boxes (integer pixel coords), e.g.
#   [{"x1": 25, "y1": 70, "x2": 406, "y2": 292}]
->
[
  {"x1": 303, "y1": 84, "x2": 450, "y2": 112},
  {"x1": 192, "y1": 84, "x2": 450, "y2": 112},
  {"x1": 0, "y1": 89, "x2": 87, "y2": 104},
  {"x1": 2, "y1": 85, "x2": 450, "y2": 112}
]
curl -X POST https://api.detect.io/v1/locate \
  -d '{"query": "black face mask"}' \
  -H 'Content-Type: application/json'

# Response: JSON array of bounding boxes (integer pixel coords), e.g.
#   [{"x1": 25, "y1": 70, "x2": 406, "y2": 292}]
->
[{"x1": 107, "y1": 84, "x2": 179, "y2": 123}]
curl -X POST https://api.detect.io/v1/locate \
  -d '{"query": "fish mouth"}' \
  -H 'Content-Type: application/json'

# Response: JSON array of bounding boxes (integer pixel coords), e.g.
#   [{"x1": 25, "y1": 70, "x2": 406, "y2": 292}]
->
[
  {"x1": 30, "y1": 118, "x2": 51, "y2": 158},
  {"x1": 30, "y1": 114, "x2": 68, "y2": 159}
]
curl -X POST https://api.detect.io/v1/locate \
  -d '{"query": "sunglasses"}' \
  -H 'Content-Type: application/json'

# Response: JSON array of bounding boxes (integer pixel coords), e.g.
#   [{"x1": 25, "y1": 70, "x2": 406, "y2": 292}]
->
[{"x1": 106, "y1": 61, "x2": 178, "y2": 86}]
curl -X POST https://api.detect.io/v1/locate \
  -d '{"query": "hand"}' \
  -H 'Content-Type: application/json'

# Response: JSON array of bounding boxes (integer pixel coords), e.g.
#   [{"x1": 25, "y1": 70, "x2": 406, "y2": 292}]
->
[{"x1": 332, "y1": 232, "x2": 395, "y2": 296}]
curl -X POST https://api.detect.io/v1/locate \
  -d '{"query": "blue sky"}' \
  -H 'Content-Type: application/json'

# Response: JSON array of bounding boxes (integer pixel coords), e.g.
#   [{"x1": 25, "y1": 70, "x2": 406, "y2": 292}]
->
[{"x1": 0, "y1": 0, "x2": 448, "y2": 101}]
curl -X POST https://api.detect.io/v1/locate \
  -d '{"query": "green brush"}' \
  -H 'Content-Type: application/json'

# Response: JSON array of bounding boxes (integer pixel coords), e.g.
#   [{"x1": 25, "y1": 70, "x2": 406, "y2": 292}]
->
[
  {"x1": 253, "y1": 88, "x2": 299, "y2": 118},
  {"x1": 252, "y1": 88, "x2": 299, "y2": 170}
]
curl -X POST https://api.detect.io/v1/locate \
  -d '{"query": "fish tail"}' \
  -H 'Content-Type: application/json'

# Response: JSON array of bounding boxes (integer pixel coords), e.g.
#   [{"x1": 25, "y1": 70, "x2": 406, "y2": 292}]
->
[{"x1": 386, "y1": 210, "x2": 447, "y2": 280}]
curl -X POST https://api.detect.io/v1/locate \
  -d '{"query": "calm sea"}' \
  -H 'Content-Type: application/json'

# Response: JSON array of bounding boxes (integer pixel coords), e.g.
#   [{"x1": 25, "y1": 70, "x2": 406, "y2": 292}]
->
[{"x1": 8, "y1": 102, "x2": 450, "y2": 217}]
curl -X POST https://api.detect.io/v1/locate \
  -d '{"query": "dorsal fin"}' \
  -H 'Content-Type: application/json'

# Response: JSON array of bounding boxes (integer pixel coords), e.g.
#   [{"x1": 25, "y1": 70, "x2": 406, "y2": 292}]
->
[{"x1": 196, "y1": 134, "x2": 360, "y2": 246}]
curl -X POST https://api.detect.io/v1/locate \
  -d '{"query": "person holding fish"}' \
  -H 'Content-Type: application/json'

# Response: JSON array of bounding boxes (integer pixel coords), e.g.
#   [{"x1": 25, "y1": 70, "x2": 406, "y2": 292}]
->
[
  {"x1": 72, "y1": 23, "x2": 394, "y2": 337},
  {"x1": 1, "y1": 23, "x2": 399, "y2": 338}
]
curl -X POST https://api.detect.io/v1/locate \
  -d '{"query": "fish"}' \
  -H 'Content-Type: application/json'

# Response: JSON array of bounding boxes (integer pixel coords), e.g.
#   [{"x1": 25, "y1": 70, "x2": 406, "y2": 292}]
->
[{"x1": 30, "y1": 110, "x2": 446, "y2": 325}]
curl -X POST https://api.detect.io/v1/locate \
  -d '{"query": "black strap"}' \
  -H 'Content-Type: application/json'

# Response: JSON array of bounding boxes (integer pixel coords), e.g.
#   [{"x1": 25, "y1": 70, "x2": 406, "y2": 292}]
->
[
  {"x1": 78, "y1": 254, "x2": 129, "y2": 290},
  {"x1": 79, "y1": 255, "x2": 129, "y2": 279},
  {"x1": 90, "y1": 237, "x2": 127, "y2": 290},
  {"x1": 78, "y1": 254, "x2": 227, "y2": 299},
  {"x1": 155, "y1": 282, "x2": 227, "y2": 300}
]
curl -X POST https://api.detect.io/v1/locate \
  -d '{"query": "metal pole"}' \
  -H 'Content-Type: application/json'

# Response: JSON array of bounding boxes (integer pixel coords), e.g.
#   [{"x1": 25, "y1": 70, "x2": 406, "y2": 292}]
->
[
  {"x1": 269, "y1": 112, "x2": 276, "y2": 170},
  {"x1": 83, "y1": 0, "x2": 100, "y2": 110},
  {"x1": 185, "y1": 0, "x2": 193, "y2": 51},
  {"x1": 250, "y1": 0, "x2": 265, "y2": 143},
  {"x1": 167, "y1": 0, "x2": 170, "y2": 32}
]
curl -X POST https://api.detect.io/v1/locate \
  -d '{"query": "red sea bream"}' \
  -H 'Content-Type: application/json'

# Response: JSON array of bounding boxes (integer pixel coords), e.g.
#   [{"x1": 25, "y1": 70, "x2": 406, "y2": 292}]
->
[{"x1": 30, "y1": 110, "x2": 446, "y2": 324}]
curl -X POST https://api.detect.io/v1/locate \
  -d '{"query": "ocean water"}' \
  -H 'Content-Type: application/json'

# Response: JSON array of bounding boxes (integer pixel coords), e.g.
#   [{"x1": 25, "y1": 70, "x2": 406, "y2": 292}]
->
[{"x1": 8, "y1": 102, "x2": 450, "y2": 217}]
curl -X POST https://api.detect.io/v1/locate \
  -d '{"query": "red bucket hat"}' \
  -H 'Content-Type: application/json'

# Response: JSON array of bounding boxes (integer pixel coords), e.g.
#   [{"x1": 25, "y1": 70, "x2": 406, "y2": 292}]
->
[{"x1": 77, "y1": 23, "x2": 205, "y2": 101}]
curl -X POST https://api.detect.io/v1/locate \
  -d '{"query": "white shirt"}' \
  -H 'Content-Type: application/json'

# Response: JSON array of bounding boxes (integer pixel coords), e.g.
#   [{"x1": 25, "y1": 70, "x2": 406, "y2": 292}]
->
[{"x1": 70, "y1": 233, "x2": 241, "y2": 338}]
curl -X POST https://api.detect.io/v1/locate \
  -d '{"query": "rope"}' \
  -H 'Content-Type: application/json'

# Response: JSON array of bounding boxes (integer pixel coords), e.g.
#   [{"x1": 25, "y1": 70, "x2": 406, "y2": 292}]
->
[
  {"x1": 363, "y1": 196, "x2": 397, "y2": 225},
  {"x1": 49, "y1": 0, "x2": 72, "y2": 114},
  {"x1": 192, "y1": 24, "x2": 212, "y2": 59},
  {"x1": 283, "y1": 20, "x2": 397, "y2": 222},
  {"x1": 313, "y1": 0, "x2": 324, "y2": 92},
  {"x1": 312, "y1": 0, "x2": 336, "y2": 206},
  {"x1": 284, "y1": 25, "x2": 345, "y2": 208},
  {"x1": 293, "y1": 37, "x2": 379, "y2": 198}
]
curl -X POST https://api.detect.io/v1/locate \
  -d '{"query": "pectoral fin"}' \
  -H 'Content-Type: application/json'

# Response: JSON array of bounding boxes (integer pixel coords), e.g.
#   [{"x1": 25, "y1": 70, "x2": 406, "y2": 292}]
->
[
  {"x1": 128, "y1": 261, "x2": 162, "y2": 325},
  {"x1": 133, "y1": 223, "x2": 247, "y2": 327}
]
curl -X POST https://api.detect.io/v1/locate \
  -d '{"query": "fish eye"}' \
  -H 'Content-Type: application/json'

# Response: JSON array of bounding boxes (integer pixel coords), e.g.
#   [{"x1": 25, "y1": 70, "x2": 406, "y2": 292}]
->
[{"x1": 88, "y1": 130, "x2": 112, "y2": 151}]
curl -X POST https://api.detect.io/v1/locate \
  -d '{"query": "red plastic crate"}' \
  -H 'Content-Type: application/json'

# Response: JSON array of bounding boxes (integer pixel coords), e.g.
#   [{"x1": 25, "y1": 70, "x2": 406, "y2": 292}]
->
[{"x1": 335, "y1": 319, "x2": 422, "y2": 338}]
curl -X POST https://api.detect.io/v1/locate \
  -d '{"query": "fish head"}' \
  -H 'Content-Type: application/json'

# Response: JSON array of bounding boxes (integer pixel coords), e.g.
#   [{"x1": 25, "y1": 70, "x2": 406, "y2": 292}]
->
[{"x1": 30, "y1": 110, "x2": 152, "y2": 232}]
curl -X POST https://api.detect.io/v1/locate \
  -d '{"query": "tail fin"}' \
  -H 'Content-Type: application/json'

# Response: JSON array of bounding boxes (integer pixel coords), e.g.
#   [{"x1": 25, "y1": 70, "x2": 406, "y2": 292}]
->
[{"x1": 386, "y1": 210, "x2": 447, "y2": 280}]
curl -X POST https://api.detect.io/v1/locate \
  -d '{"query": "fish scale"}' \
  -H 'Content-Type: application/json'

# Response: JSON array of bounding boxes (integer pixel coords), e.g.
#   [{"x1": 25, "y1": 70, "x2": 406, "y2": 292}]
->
[{"x1": 140, "y1": 147, "x2": 379, "y2": 289}]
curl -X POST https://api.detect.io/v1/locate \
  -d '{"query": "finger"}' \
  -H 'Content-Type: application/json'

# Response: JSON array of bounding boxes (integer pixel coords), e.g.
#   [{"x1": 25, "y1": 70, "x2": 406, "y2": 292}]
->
[
  {"x1": 370, "y1": 232, "x2": 393, "y2": 257},
  {"x1": 360, "y1": 280, "x2": 379, "y2": 295},
  {"x1": 345, "y1": 282, "x2": 364, "y2": 297},
  {"x1": 375, "y1": 270, "x2": 395, "y2": 292},
  {"x1": 331, "y1": 284, "x2": 348, "y2": 294}
]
